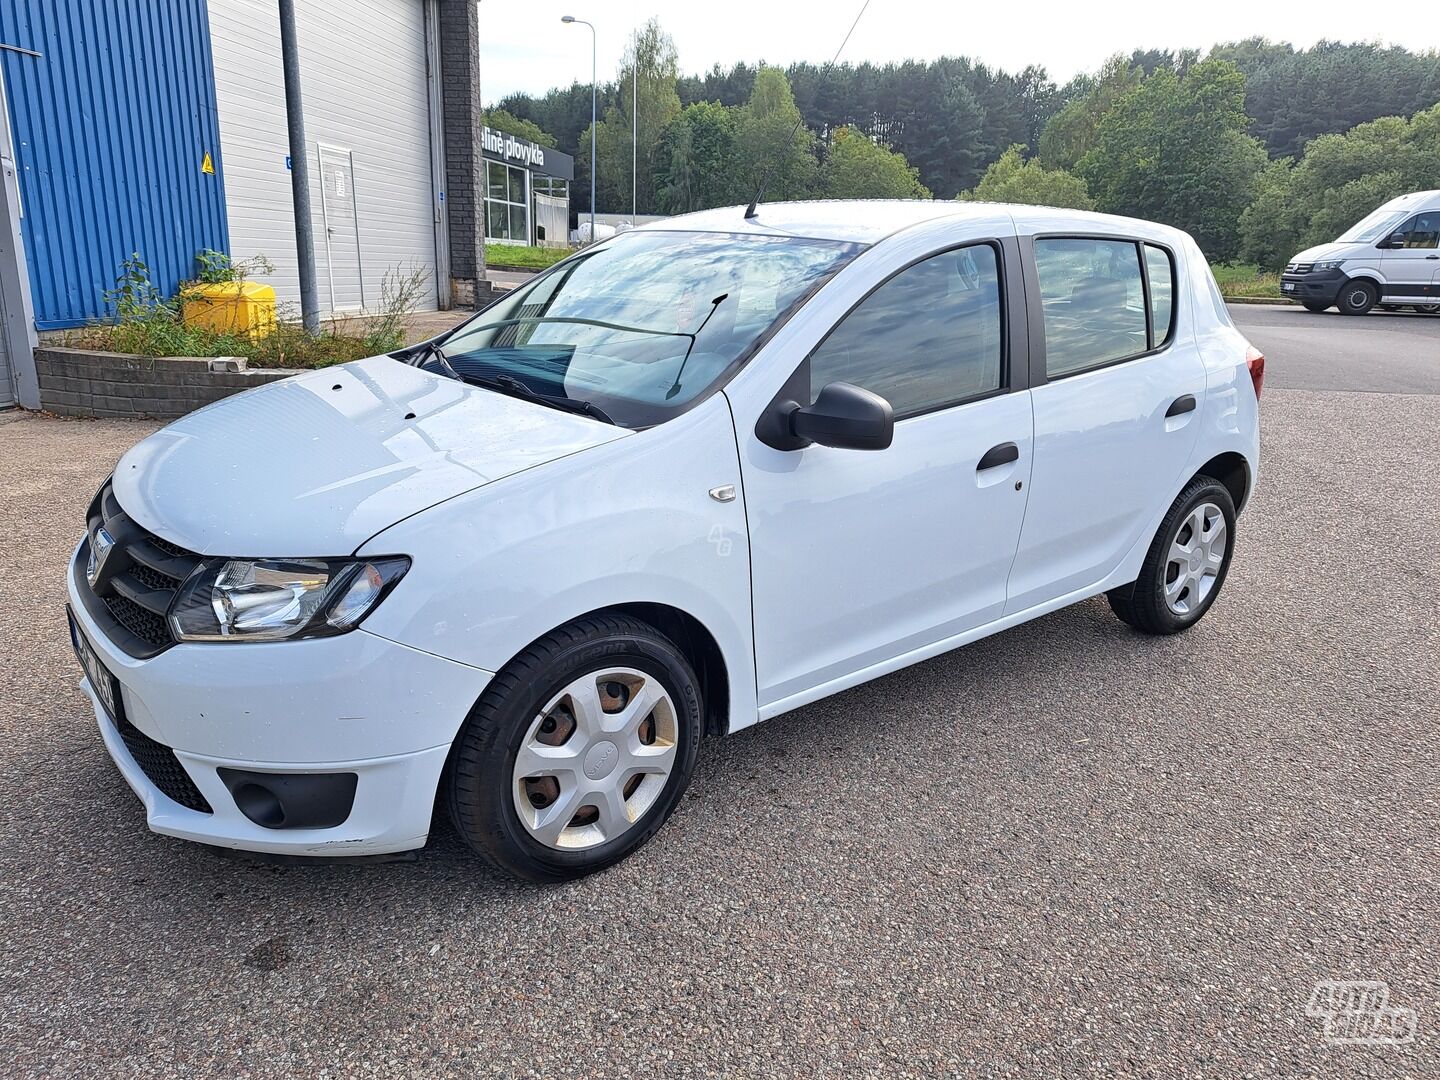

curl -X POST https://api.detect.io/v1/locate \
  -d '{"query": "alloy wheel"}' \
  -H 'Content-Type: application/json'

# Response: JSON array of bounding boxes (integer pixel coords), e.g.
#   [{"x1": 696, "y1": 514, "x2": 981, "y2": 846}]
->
[
  {"x1": 1163, "y1": 502, "x2": 1227, "y2": 616},
  {"x1": 512, "y1": 667, "x2": 678, "y2": 850}
]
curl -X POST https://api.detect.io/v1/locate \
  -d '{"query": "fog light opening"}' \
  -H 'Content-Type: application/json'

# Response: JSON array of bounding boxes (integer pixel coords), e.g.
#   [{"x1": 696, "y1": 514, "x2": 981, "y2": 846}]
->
[{"x1": 232, "y1": 782, "x2": 286, "y2": 828}]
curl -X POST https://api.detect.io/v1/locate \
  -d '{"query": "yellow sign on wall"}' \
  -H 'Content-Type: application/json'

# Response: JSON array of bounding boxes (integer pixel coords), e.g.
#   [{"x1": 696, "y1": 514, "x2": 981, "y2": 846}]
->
[{"x1": 200, "y1": 151, "x2": 214, "y2": 175}]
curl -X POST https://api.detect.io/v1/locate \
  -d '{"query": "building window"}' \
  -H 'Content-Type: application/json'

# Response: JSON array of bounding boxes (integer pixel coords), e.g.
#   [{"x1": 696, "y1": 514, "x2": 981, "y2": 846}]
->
[
  {"x1": 533, "y1": 176, "x2": 569, "y2": 200},
  {"x1": 485, "y1": 160, "x2": 529, "y2": 244}
]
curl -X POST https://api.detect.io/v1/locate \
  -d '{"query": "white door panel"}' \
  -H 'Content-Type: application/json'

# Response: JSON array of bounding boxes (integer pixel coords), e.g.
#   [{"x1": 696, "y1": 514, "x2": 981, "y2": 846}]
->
[
  {"x1": 1380, "y1": 210, "x2": 1440, "y2": 300},
  {"x1": 741, "y1": 392, "x2": 1033, "y2": 707},
  {"x1": 1006, "y1": 349, "x2": 1206, "y2": 612}
]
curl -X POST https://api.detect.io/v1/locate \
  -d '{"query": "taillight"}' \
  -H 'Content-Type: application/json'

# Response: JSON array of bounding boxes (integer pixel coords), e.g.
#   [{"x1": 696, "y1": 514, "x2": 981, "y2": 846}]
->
[{"x1": 1245, "y1": 345, "x2": 1265, "y2": 401}]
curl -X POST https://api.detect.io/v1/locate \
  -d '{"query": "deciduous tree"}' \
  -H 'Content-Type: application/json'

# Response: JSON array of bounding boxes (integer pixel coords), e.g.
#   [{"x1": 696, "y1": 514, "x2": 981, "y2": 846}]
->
[
  {"x1": 1078, "y1": 60, "x2": 1266, "y2": 261},
  {"x1": 822, "y1": 127, "x2": 931, "y2": 200},
  {"x1": 961, "y1": 145, "x2": 1093, "y2": 209}
]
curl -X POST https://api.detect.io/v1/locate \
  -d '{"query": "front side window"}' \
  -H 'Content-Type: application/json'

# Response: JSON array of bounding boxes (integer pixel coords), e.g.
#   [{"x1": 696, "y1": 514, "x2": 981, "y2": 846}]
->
[
  {"x1": 429, "y1": 230, "x2": 864, "y2": 428},
  {"x1": 806, "y1": 244, "x2": 1003, "y2": 419},
  {"x1": 1400, "y1": 212, "x2": 1440, "y2": 249},
  {"x1": 1035, "y1": 238, "x2": 1148, "y2": 378}
]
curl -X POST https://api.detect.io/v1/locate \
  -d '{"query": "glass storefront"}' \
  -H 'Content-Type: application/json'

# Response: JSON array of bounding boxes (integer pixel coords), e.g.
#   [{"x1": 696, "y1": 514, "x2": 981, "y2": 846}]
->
[{"x1": 486, "y1": 160, "x2": 530, "y2": 244}]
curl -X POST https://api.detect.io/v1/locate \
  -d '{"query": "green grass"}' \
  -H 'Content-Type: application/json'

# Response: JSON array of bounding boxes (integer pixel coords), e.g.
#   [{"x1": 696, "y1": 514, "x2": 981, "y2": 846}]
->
[
  {"x1": 1212, "y1": 262, "x2": 1282, "y2": 299},
  {"x1": 483, "y1": 243, "x2": 572, "y2": 271}
]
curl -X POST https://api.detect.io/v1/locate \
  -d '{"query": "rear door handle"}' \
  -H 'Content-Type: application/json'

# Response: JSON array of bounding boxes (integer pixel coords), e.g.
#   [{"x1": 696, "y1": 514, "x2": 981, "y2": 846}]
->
[
  {"x1": 1426, "y1": 254, "x2": 1439, "y2": 260},
  {"x1": 977, "y1": 442, "x2": 1019, "y2": 470},
  {"x1": 1165, "y1": 394, "x2": 1197, "y2": 418}
]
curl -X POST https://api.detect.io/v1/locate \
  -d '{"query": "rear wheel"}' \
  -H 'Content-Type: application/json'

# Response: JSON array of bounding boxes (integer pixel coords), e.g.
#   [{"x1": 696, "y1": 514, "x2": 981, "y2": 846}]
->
[
  {"x1": 1416, "y1": 304, "x2": 1440, "y2": 315},
  {"x1": 1301, "y1": 300, "x2": 1330, "y2": 313},
  {"x1": 1336, "y1": 280, "x2": 1377, "y2": 315},
  {"x1": 1107, "y1": 478, "x2": 1237, "y2": 635},
  {"x1": 446, "y1": 614, "x2": 703, "y2": 882}
]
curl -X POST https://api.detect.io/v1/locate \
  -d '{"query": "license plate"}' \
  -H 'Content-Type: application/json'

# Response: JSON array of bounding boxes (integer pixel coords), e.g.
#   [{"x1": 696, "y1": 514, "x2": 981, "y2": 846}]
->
[
  {"x1": 1282, "y1": 282, "x2": 1296, "y2": 293},
  {"x1": 68, "y1": 607, "x2": 123, "y2": 724}
]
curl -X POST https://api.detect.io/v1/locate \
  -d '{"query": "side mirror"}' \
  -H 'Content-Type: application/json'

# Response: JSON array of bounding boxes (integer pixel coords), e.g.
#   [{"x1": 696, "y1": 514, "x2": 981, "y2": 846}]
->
[
  {"x1": 765, "y1": 382, "x2": 894, "y2": 451},
  {"x1": 1378, "y1": 232, "x2": 1406, "y2": 249}
]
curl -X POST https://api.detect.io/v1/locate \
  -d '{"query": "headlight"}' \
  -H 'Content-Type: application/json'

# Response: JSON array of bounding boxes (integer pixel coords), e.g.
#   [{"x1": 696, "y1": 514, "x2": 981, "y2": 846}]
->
[
  {"x1": 168, "y1": 556, "x2": 409, "y2": 642},
  {"x1": 1312, "y1": 260, "x2": 1345, "y2": 272}
]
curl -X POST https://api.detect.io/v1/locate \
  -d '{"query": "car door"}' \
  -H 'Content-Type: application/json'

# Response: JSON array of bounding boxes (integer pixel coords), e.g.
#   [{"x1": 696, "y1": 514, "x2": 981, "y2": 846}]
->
[
  {"x1": 728, "y1": 228, "x2": 1034, "y2": 716},
  {"x1": 1004, "y1": 231, "x2": 1208, "y2": 614},
  {"x1": 1380, "y1": 211, "x2": 1440, "y2": 303}
]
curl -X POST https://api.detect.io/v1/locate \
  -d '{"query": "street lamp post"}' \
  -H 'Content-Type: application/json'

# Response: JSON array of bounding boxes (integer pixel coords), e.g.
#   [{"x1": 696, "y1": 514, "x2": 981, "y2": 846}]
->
[
  {"x1": 632, "y1": 51, "x2": 637, "y2": 222},
  {"x1": 561, "y1": 16, "x2": 596, "y2": 243}
]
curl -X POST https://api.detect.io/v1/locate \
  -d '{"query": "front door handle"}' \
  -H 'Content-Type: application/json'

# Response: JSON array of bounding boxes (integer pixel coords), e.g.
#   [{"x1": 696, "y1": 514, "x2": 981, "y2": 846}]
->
[
  {"x1": 977, "y1": 442, "x2": 1019, "y2": 470},
  {"x1": 1426, "y1": 254, "x2": 1439, "y2": 260},
  {"x1": 1165, "y1": 394, "x2": 1197, "y2": 418}
]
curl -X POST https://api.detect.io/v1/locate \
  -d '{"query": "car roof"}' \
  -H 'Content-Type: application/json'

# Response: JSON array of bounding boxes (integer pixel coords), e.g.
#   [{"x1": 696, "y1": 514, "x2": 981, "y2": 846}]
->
[
  {"x1": 634, "y1": 200, "x2": 1187, "y2": 246},
  {"x1": 1379, "y1": 190, "x2": 1440, "y2": 212}
]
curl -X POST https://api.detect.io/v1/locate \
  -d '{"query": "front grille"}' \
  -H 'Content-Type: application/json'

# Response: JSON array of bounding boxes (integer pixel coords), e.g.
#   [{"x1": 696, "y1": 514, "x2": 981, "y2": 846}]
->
[
  {"x1": 111, "y1": 709, "x2": 213, "y2": 813},
  {"x1": 82, "y1": 481, "x2": 205, "y2": 657},
  {"x1": 104, "y1": 595, "x2": 170, "y2": 645},
  {"x1": 128, "y1": 562, "x2": 180, "y2": 592},
  {"x1": 1286, "y1": 262, "x2": 1312, "y2": 274}
]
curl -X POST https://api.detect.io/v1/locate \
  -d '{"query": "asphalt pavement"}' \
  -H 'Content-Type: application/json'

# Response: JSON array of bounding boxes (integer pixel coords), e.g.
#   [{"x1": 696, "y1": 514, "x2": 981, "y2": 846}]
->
[
  {"x1": 1231, "y1": 303, "x2": 1440, "y2": 395},
  {"x1": 0, "y1": 310, "x2": 1436, "y2": 1077}
]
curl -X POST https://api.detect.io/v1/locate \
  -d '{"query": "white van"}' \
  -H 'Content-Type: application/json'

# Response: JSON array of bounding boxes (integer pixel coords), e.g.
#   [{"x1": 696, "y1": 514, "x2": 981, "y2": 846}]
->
[
  {"x1": 68, "y1": 202, "x2": 1262, "y2": 881},
  {"x1": 1281, "y1": 190, "x2": 1440, "y2": 315}
]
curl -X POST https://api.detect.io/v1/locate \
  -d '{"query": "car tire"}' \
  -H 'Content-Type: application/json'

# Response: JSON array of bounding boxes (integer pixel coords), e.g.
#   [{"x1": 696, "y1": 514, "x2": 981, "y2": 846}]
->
[
  {"x1": 1417, "y1": 304, "x2": 1440, "y2": 314},
  {"x1": 445, "y1": 613, "x2": 703, "y2": 882},
  {"x1": 1107, "y1": 477, "x2": 1237, "y2": 636},
  {"x1": 1335, "y1": 280, "x2": 1378, "y2": 315},
  {"x1": 1301, "y1": 300, "x2": 1330, "y2": 313}
]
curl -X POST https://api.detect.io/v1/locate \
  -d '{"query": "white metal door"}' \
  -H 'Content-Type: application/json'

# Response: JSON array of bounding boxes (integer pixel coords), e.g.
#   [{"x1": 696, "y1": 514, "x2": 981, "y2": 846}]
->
[
  {"x1": 741, "y1": 394, "x2": 1033, "y2": 711},
  {"x1": 318, "y1": 144, "x2": 364, "y2": 312},
  {"x1": 732, "y1": 232, "x2": 1033, "y2": 713},
  {"x1": 1005, "y1": 236, "x2": 1207, "y2": 614},
  {"x1": 1380, "y1": 210, "x2": 1440, "y2": 303}
]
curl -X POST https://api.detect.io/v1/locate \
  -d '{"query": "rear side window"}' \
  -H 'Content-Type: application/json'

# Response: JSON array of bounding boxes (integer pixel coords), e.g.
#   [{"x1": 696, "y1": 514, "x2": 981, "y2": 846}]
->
[
  {"x1": 807, "y1": 243, "x2": 1003, "y2": 419},
  {"x1": 1035, "y1": 238, "x2": 1147, "y2": 377},
  {"x1": 1144, "y1": 245, "x2": 1175, "y2": 344}
]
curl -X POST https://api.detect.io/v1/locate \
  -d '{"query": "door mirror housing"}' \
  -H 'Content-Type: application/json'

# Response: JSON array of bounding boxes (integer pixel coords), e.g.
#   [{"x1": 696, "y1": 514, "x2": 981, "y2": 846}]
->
[
  {"x1": 761, "y1": 381, "x2": 894, "y2": 452},
  {"x1": 1378, "y1": 232, "x2": 1407, "y2": 249}
]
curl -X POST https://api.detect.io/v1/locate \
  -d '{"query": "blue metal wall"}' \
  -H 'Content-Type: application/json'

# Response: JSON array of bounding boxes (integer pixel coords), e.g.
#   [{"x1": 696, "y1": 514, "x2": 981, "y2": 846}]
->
[{"x1": 1, "y1": 0, "x2": 228, "y2": 329}]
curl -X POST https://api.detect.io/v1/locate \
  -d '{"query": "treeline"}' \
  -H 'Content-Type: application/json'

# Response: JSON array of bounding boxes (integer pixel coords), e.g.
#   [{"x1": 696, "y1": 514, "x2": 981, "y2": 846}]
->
[{"x1": 492, "y1": 28, "x2": 1440, "y2": 267}]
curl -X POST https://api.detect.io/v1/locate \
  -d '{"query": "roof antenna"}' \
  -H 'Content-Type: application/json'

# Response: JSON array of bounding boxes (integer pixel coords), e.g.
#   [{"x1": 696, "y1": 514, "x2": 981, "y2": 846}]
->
[{"x1": 744, "y1": 0, "x2": 872, "y2": 220}]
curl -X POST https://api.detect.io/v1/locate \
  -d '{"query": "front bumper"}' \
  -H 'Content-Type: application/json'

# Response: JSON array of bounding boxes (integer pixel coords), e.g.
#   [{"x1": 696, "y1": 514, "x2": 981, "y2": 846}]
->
[
  {"x1": 1279, "y1": 268, "x2": 1346, "y2": 306},
  {"x1": 67, "y1": 550, "x2": 493, "y2": 856}
]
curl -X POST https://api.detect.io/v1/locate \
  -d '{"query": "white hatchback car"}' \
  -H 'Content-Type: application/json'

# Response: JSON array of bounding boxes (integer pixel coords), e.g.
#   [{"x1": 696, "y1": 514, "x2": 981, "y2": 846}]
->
[{"x1": 68, "y1": 201, "x2": 1262, "y2": 881}]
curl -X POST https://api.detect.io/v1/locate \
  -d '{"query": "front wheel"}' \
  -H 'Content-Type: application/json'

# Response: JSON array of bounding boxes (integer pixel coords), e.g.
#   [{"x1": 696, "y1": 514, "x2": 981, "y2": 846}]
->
[
  {"x1": 1301, "y1": 300, "x2": 1330, "y2": 313},
  {"x1": 446, "y1": 614, "x2": 703, "y2": 882},
  {"x1": 1107, "y1": 477, "x2": 1237, "y2": 635},
  {"x1": 1416, "y1": 304, "x2": 1440, "y2": 315},
  {"x1": 1336, "y1": 280, "x2": 1377, "y2": 315}
]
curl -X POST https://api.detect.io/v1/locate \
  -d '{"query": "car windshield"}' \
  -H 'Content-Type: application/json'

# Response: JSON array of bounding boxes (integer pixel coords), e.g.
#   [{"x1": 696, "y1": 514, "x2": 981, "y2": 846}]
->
[
  {"x1": 1336, "y1": 208, "x2": 1408, "y2": 244},
  {"x1": 425, "y1": 230, "x2": 864, "y2": 427}
]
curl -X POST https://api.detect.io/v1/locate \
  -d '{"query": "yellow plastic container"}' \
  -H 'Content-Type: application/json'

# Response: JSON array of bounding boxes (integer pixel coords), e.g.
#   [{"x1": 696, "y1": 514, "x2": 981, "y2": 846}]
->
[{"x1": 181, "y1": 280, "x2": 276, "y2": 339}]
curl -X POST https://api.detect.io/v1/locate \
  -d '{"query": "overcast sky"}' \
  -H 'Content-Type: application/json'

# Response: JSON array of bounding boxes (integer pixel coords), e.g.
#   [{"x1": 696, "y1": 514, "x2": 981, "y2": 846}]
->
[{"x1": 478, "y1": 0, "x2": 1439, "y2": 103}]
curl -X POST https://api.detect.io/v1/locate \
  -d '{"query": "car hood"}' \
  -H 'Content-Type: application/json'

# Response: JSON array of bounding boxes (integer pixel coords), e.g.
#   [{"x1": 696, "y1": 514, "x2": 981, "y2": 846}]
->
[
  {"x1": 111, "y1": 355, "x2": 629, "y2": 555},
  {"x1": 1290, "y1": 241, "x2": 1353, "y2": 264}
]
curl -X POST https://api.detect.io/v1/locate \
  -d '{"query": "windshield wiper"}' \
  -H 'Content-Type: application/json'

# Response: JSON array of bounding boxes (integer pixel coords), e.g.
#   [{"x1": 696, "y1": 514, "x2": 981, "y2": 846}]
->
[
  {"x1": 462, "y1": 372, "x2": 616, "y2": 425},
  {"x1": 463, "y1": 315, "x2": 692, "y2": 341}
]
